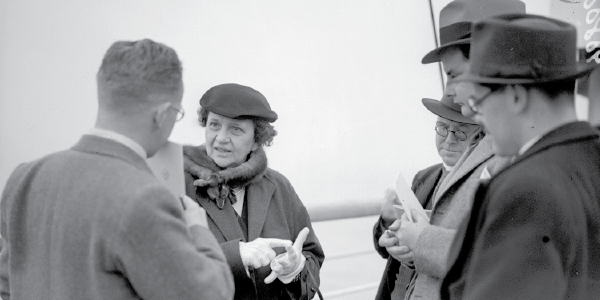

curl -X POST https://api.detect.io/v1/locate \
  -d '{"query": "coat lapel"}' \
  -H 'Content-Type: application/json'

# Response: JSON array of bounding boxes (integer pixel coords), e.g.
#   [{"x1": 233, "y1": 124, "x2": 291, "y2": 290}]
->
[
  {"x1": 196, "y1": 195, "x2": 246, "y2": 242},
  {"x1": 433, "y1": 136, "x2": 494, "y2": 206},
  {"x1": 415, "y1": 165, "x2": 443, "y2": 209},
  {"x1": 246, "y1": 176, "x2": 275, "y2": 241}
]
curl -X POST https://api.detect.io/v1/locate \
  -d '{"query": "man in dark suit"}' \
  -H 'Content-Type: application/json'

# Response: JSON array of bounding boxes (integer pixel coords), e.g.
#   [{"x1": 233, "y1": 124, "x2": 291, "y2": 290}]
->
[
  {"x1": 441, "y1": 14, "x2": 600, "y2": 300},
  {"x1": 0, "y1": 39, "x2": 234, "y2": 299},
  {"x1": 373, "y1": 96, "x2": 481, "y2": 300}
]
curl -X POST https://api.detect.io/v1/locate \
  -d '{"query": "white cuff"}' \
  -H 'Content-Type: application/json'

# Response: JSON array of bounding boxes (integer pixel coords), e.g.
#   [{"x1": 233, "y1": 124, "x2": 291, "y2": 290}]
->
[{"x1": 277, "y1": 254, "x2": 306, "y2": 284}]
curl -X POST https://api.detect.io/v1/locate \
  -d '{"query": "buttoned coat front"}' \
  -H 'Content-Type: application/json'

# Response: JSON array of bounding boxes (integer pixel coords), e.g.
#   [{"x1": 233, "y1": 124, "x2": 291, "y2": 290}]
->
[
  {"x1": 185, "y1": 167, "x2": 324, "y2": 300},
  {"x1": 441, "y1": 122, "x2": 600, "y2": 300},
  {"x1": 0, "y1": 135, "x2": 234, "y2": 300},
  {"x1": 407, "y1": 135, "x2": 511, "y2": 300}
]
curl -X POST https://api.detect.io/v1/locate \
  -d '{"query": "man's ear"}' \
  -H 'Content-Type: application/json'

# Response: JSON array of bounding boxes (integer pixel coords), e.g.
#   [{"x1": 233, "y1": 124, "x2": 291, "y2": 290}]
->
[
  {"x1": 153, "y1": 102, "x2": 171, "y2": 129},
  {"x1": 511, "y1": 84, "x2": 529, "y2": 114}
]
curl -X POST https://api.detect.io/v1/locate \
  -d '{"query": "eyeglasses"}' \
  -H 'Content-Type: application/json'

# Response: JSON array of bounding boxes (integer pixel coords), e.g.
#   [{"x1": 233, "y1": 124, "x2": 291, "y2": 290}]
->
[
  {"x1": 467, "y1": 85, "x2": 503, "y2": 114},
  {"x1": 435, "y1": 125, "x2": 479, "y2": 141},
  {"x1": 168, "y1": 104, "x2": 185, "y2": 122}
]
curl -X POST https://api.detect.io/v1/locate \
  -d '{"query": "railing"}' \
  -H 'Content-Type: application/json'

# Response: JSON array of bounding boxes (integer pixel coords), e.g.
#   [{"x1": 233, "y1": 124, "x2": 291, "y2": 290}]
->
[
  {"x1": 306, "y1": 198, "x2": 381, "y2": 222},
  {"x1": 307, "y1": 199, "x2": 383, "y2": 299}
]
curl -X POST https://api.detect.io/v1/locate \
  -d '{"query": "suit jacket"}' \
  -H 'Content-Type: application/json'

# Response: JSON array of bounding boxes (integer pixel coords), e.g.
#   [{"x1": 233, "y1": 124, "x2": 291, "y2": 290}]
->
[
  {"x1": 185, "y1": 168, "x2": 324, "y2": 300},
  {"x1": 441, "y1": 121, "x2": 600, "y2": 300},
  {"x1": 407, "y1": 136, "x2": 511, "y2": 300},
  {"x1": 373, "y1": 163, "x2": 443, "y2": 300},
  {"x1": 0, "y1": 135, "x2": 234, "y2": 300}
]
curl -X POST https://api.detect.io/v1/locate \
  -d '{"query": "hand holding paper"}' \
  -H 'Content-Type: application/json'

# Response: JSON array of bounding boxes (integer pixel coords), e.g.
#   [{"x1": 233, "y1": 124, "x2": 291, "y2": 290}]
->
[{"x1": 394, "y1": 172, "x2": 428, "y2": 223}]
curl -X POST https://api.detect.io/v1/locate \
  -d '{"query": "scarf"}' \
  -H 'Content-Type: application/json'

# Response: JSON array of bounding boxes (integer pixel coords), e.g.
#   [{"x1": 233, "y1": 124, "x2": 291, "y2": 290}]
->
[{"x1": 183, "y1": 144, "x2": 268, "y2": 209}]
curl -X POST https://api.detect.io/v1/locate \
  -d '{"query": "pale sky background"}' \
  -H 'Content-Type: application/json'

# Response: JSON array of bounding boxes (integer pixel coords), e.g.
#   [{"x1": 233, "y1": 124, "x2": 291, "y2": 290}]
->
[{"x1": 1, "y1": 0, "x2": 590, "y2": 208}]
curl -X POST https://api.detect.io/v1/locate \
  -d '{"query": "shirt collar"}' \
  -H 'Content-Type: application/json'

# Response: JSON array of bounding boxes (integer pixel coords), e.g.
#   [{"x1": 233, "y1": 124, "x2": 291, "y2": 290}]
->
[
  {"x1": 518, "y1": 135, "x2": 543, "y2": 156},
  {"x1": 88, "y1": 128, "x2": 147, "y2": 158},
  {"x1": 442, "y1": 163, "x2": 453, "y2": 172}
]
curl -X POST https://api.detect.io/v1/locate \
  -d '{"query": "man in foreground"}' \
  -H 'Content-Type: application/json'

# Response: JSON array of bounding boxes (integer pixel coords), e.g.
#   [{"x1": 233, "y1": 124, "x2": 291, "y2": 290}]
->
[
  {"x1": 441, "y1": 14, "x2": 600, "y2": 299},
  {"x1": 0, "y1": 39, "x2": 234, "y2": 299}
]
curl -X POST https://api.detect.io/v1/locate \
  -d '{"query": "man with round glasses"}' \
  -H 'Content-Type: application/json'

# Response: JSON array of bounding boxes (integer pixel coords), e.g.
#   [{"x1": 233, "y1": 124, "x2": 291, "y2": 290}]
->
[{"x1": 373, "y1": 95, "x2": 480, "y2": 300}]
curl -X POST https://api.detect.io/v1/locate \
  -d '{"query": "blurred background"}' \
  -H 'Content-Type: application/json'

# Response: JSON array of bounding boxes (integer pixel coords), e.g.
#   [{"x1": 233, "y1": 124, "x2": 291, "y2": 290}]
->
[{"x1": 0, "y1": 0, "x2": 593, "y2": 298}]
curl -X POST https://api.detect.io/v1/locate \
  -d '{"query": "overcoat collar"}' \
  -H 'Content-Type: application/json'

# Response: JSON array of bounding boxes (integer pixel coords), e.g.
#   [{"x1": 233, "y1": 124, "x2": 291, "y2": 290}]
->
[
  {"x1": 499, "y1": 121, "x2": 599, "y2": 176},
  {"x1": 193, "y1": 168, "x2": 276, "y2": 242},
  {"x1": 433, "y1": 135, "x2": 495, "y2": 205},
  {"x1": 71, "y1": 134, "x2": 152, "y2": 174}
]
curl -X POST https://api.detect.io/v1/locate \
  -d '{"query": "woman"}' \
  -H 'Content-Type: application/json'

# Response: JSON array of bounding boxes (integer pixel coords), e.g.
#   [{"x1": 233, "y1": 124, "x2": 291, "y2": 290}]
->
[{"x1": 183, "y1": 83, "x2": 324, "y2": 300}]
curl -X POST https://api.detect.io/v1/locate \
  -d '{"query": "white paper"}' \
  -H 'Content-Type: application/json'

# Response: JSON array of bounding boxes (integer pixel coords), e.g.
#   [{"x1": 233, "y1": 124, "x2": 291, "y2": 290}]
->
[
  {"x1": 146, "y1": 141, "x2": 185, "y2": 198},
  {"x1": 394, "y1": 172, "x2": 427, "y2": 223}
]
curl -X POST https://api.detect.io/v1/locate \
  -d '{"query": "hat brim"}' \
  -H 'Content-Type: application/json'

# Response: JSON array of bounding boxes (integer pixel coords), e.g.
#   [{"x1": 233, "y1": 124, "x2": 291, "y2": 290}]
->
[
  {"x1": 422, "y1": 38, "x2": 471, "y2": 64},
  {"x1": 422, "y1": 98, "x2": 477, "y2": 124},
  {"x1": 456, "y1": 62, "x2": 598, "y2": 85}
]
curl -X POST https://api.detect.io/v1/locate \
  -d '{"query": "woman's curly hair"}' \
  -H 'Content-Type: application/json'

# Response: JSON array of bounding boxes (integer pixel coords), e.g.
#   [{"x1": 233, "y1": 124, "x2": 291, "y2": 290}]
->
[{"x1": 197, "y1": 107, "x2": 278, "y2": 147}]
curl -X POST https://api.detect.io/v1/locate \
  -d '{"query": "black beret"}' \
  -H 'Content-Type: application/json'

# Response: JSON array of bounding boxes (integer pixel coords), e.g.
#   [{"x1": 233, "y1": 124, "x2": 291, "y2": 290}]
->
[{"x1": 199, "y1": 83, "x2": 278, "y2": 122}]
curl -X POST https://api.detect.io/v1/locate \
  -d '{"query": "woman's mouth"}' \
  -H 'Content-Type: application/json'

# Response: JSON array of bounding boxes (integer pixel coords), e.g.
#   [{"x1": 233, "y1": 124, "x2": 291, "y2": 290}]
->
[{"x1": 214, "y1": 146, "x2": 231, "y2": 154}]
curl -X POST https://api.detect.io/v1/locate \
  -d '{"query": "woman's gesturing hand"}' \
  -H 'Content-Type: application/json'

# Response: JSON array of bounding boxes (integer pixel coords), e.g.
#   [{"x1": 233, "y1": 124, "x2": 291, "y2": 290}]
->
[
  {"x1": 264, "y1": 227, "x2": 310, "y2": 284},
  {"x1": 239, "y1": 238, "x2": 292, "y2": 272}
]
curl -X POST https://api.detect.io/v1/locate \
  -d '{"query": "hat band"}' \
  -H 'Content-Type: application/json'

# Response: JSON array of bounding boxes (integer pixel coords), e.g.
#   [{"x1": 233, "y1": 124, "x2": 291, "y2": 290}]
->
[
  {"x1": 476, "y1": 62, "x2": 577, "y2": 81},
  {"x1": 439, "y1": 22, "x2": 471, "y2": 45}
]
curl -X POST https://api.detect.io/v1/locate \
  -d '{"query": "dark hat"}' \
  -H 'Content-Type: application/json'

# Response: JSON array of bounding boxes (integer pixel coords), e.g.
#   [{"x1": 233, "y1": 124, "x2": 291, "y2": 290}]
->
[
  {"x1": 422, "y1": 96, "x2": 477, "y2": 125},
  {"x1": 199, "y1": 83, "x2": 278, "y2": 122},
  {"x1": 458, "y1": 14, "x2": 598, "y2": 84},
  {"x1": 422, "y1": 0, "x2": 525, "y2": 64}
]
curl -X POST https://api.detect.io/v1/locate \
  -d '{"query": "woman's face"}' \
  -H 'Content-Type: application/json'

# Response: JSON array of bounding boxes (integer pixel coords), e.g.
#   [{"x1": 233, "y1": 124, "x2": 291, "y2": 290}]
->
[{"x1": 205, "y1": 112, "x2": 258, "y2": 169}]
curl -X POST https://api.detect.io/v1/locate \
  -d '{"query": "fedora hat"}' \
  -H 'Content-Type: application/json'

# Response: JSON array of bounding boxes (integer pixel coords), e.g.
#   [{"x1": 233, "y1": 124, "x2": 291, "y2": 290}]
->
[
  {"x1": 458, "y1": 14, "x2": 598, "y2": 84},
  {"x1": 422, "y1": 96, "x2": 477, "y2": 124},
  {"x1": 422, "y1": 0, "x2": 526, "y2": 64}
]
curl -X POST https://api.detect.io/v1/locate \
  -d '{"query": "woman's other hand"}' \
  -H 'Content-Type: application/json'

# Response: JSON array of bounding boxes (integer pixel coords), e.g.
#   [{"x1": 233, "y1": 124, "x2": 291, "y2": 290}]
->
[
  {"x1": 264, "y1": 227, "x2": 310, "y2": 284},
  {"x1": 239, "y1": 238, "x2": 292, "y2": 274}
]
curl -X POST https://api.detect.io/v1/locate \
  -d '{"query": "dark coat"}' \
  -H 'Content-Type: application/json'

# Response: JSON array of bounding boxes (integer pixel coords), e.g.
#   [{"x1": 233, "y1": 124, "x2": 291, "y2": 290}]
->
[
  {"x1": 441, "y1": 122, "x2": 600, "y2": 300},
  {"x1": 373, "y1": 163, "x2": 443, "y2": 300},
  {"x1": 0, "y1": 135, "x2": 234, "y2": 300},
  {"x1": 185, "y1": 166, "x2": 324, "y2": 300}
]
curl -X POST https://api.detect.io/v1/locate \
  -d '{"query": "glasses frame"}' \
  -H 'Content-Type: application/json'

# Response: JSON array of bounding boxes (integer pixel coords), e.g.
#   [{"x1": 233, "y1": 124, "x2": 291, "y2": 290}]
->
[
  {"x1": 435, "y1": 124, "x2": 480, "y2": 142},
  {"x1": 467, "y1": 85, "x2": 505, "y2": 114},
  {"x1": 168, "y1": 104, "x2": 185, "y2": 122}
]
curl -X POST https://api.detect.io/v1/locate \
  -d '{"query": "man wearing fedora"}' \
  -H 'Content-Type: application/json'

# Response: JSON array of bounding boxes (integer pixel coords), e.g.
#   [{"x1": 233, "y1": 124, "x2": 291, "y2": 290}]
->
[
  {"x1": 373, "y1": 96, "x2": 481, "y2": 300},
  {"x1": 388, "y1": 1, "x2": 524, "y2": 299},
  {"x1": 441, "y1": 14, "x2": 600, "y2": 300}
]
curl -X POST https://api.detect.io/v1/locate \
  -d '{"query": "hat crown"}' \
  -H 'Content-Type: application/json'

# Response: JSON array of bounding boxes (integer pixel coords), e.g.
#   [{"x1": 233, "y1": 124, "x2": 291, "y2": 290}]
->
[
  {"x1": 467, "y1": 14, "x2": 583, "y2": 83},
  {"x1": 200, "y1": 83, "x2": 278, "y2": 122},
  {"x1": 422, "y1": 96, "x2": 477, "y2": 125},
  {"x1": 439, "y1": 0, "x2": 526, "y2": 29}
]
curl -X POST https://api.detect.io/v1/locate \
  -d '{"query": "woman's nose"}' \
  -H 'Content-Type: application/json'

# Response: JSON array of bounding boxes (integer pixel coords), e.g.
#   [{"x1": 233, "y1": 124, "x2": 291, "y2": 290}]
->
[{"x1": 215, "y1": 128, "x2": 229, "y2": 142}]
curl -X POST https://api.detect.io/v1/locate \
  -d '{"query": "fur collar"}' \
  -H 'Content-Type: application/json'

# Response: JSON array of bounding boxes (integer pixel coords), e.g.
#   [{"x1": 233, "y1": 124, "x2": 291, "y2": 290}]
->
[{"x1": 183, "y1": 144, "x2": 268, "y2": 208}]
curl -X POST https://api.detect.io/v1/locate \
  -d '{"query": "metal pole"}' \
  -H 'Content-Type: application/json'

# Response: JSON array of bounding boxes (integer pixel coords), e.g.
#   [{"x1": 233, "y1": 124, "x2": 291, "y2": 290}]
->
[{"x1": 428, "y1": 0, "x2": 445, "y2": 92}]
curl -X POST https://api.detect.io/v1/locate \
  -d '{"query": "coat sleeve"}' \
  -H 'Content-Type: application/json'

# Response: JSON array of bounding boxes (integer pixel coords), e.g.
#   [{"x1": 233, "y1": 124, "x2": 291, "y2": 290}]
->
[
  {"x1": 114, "y1": 185, "x2": 234, "y2": 300},
  {"x1": 412, "y1": 225, "x2": 457, "y2": 278},
  {"x1": 281, "y1": 179, "x2": 324, "y2": 300},
  {"x1": 461, "y1": 174, "x2": 572, "y2": 300}
]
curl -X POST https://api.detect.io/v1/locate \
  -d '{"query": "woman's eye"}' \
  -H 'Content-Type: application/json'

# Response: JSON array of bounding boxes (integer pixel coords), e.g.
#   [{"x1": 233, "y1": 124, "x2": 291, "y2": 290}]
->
[
  {"x1": 208, "y1": 122, "x2": 220, "y2": 130},
  {"x1": 231, "y1": 127, "x2": 243, "y2": 134}
]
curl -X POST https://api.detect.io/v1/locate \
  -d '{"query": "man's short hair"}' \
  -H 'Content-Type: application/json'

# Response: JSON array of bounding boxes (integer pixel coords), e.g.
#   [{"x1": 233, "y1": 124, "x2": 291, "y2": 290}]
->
[{"x1": 97, "y1": 39, "x2": 182, "y2": 103}]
